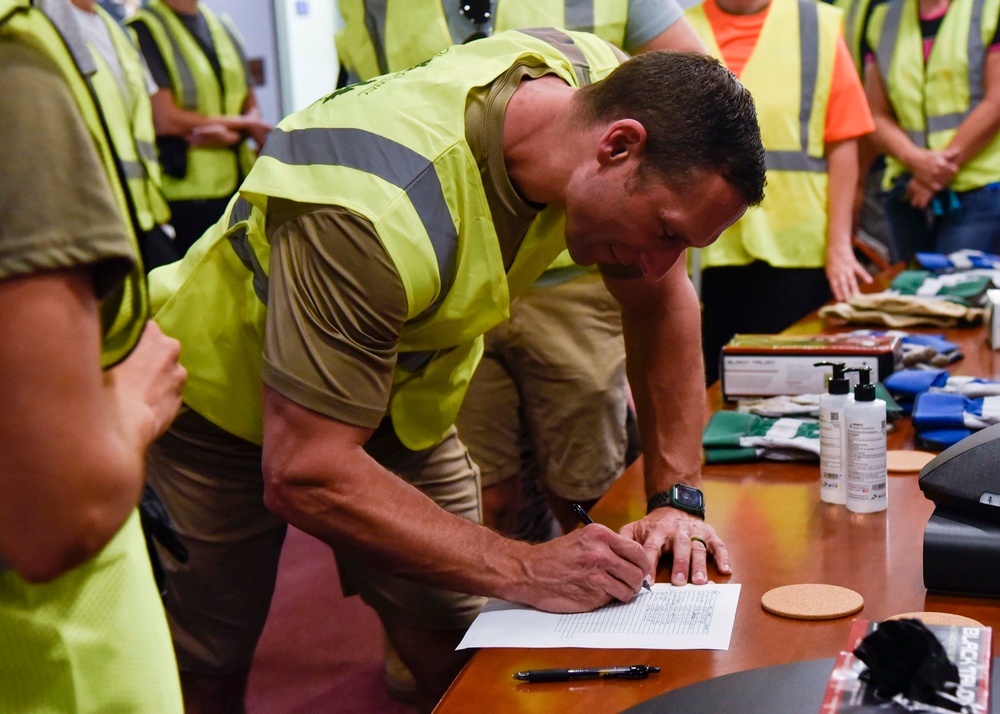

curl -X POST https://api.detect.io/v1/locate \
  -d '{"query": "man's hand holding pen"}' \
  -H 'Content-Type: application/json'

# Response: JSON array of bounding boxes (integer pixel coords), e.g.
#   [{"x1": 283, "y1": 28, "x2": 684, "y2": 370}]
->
[{"x1": 507, "y1": 525, "x2": 653, "y2": 613}]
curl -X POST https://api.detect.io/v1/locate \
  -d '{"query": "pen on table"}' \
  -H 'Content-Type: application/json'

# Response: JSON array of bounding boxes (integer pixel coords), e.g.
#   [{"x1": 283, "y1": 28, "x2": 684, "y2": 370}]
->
[
  {"x1": 571, "y1": 503, "x2": 652, "y2": 592},
  {"x1": 513, "y1": 665, "x2": 660, "y2": 683}
]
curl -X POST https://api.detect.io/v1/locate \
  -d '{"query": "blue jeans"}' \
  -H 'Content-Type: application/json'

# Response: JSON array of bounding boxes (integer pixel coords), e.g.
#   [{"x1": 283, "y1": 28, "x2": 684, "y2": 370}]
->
[{"x1": 883, "y1": 180, "x2": 1000, "y2": 263}]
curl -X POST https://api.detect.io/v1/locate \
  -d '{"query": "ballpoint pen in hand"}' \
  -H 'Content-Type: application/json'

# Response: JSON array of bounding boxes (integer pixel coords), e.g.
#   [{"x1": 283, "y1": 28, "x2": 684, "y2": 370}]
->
[
  {"x1": 571, "y1": 503, "x2": 652, "y2": 592},
  {"x1": 513, "y1": 664, "x2": 660, "y2": 683}
]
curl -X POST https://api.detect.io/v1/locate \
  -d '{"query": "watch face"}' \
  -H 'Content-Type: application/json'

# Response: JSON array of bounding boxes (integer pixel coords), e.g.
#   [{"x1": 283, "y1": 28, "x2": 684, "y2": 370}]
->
[{"x1": 673, "y1": 484, "x2": 704, "y2": 510}]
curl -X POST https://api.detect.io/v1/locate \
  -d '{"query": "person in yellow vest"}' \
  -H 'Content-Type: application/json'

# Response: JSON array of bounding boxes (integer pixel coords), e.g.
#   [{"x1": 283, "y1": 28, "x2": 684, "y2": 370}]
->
[
  {"x1": 863, "y1": 0, "x2": 1000, "y2": 263},
  {"x1": 687, "y1": 0, "x2": 876, "y2": 385},
  {"x1": 127, "y1": 0, "x2": 271, "y2": 256},
  {"x1": 0, "y1": 0, "x2": 187, "y2": 709},
  {"x1": 68, "y1": 0, "x2": 179, "y2": 270},
  {"x1": 337, "y1": 2, "x2": 710, "y2": 699},
  {"x1": 145, "y1": 29, "x2": 765, "y2": 710},
  {"x1": 339, "y1": 0, "x2": 708, "y2": 554}
]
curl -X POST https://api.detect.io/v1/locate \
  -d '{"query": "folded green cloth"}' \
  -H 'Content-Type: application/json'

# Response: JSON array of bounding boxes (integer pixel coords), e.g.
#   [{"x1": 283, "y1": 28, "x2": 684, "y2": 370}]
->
[
  {"x1": 703, "y1": 411, "x2": 820, "y2": 464},
  {"x1": 891, "y1": 270, "x2": 992, "y2": 306}
]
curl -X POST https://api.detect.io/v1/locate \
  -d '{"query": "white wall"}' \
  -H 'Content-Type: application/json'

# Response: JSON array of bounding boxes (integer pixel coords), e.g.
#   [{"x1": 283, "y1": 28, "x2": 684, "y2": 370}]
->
[
  {"x1": 204, "y1": 0, "x2": 339, "y2": 124},
  {"x1": 273, "y1": 0, "x2": 339, "y2": 116},
  {"x1": 206, "y1": 0, "x2": 283, "y2": 125}
]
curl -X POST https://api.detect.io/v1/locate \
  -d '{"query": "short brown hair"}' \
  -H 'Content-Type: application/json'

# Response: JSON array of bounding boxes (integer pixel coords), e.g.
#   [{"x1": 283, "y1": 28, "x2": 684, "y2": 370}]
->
[{"x1": 576, "y1": 51, "x2": 766, "y2": 206}]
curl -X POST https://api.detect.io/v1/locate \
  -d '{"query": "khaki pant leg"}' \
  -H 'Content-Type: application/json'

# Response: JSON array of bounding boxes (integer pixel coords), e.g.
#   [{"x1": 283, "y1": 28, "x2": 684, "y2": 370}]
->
[
  {"x1": 453, "y1": 321, "x2": 522, "y2": 488},
  {"x1": 146, "y1": 409, "x2": 288, "y2": 676},
  {"x1": 510, "y1": 272, "x2": 628, "y2": 501},
  {"x1": 336, "y1": 426, "x2": 486, "y2": 630}
]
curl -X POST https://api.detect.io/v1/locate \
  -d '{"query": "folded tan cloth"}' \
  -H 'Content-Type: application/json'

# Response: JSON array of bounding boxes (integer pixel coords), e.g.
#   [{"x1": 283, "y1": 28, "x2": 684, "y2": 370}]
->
[{"x1": 819, "y1": 293, "x2": 985, "y2": 328}]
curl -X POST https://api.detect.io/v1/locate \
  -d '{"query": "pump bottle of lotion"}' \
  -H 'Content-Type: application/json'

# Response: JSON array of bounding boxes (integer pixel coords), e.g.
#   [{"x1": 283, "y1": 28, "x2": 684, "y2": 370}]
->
[
  {"x1": 844, "y1": 366, "x2": 887, "y2": 513},
  {"x1": 814, "y1": 362, "x2": 852, "y2": 505}
]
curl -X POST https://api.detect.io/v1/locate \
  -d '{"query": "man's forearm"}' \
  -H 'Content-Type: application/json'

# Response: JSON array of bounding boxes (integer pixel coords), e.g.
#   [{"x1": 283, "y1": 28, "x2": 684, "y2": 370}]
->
[
  {"x1": 612, "y1": 266, "x2": 706, "y2": 497},
  {"x1": 260, "y1": 386, "x2": 653, "y2": 612},
  {"x1": 261, "y1": 412, "x2": 525, "y2": 598}
]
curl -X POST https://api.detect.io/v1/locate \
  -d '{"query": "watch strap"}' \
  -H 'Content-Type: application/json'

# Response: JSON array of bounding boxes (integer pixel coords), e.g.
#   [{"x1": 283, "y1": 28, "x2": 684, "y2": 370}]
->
[{"x1": 646, "y1": 490, "x2": 675, "y2": 514}]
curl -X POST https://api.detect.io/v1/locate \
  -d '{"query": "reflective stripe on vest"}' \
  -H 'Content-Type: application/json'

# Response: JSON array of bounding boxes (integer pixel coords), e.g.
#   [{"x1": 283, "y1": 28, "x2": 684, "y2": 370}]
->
[
  {"x1": 361, "y1": 0, "x2": 388, "y2": 76},
  {"x1": 260, "y1": 127, "x2": 459, "y2": 318},
  {"x1": 87, "y1": 6, "x2": 170, "y2": 230},
  {"x1": 224, "y1": 197, "x2": 268, "y2": 304},
  {"x1": 764, "y1": 0, "x2": 827, "y2": 174},
  {"x1": 518, "y1": 26, "x2": 593, "y2": 86},
  {"x1": 836, "y1": 0, "x2": 873, "y2": 73},
  {"x1": 144, "y1": 2, "x2": 197, "y2": 109}
]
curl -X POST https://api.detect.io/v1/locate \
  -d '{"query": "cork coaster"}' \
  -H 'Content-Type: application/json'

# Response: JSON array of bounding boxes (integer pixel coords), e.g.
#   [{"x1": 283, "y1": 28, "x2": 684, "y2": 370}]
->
[
  {"x1": 761, "y1": 584, "x2": 864, "y2": 620},
  {"x1": 884, "y1": 611, "x2": 983, "y2": 628},
  {"x1": 887, "y1": 450, "x2": 936, "y2": 474}
]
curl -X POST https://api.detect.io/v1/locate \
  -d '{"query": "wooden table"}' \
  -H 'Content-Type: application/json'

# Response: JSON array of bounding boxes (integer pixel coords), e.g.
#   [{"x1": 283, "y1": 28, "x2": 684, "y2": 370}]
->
[{"x1": 436, "y1": 317, "x2": 1000, "y2": 713}]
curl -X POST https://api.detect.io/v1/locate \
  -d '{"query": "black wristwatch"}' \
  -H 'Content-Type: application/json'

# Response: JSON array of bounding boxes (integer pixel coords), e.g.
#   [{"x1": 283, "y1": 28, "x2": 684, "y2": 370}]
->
[{"x1": 647, "y1": 484, "x2": 705, "y2": 519}]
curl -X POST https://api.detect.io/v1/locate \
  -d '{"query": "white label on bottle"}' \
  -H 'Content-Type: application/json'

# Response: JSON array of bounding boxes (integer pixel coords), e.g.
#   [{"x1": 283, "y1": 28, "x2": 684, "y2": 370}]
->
[
  {"x1": 847, "y1": 414, "x2": 887, "y2": 507},
  {"x1": 819, "y1": 406, "x2": 844, "y2": 481}
]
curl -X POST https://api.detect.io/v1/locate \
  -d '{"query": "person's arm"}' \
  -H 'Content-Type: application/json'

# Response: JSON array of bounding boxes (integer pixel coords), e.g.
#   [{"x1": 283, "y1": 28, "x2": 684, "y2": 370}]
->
[
  {"x1": 0, "y1": 272, "x2": 184, "y2": 583},
  {"x1": 0, "y1": 41, "x2": 186, "y2": 583},
  {"x1": 150, "y1": 87, "x2": 271, "y2": 148},
  {"x1": 133, "y1": 14, "x2": 271, "y2": 148},
  {"x1": 636, "y1": 16, "x2": 708, "y2": 54},
  {"x1": 261, "y1": 387, "x2": 651, "y2": 611},
  {"x1": 864, "y1": 58, "x2": 959, "y2": 192},
  {"x1": 943, "y1": 51, "x2": 1000, "y2": 168},
  {"x1": 236, "y1": 89, "x2": 272, "y2": 148},
  {"x1": 605, "y1": 261, "x2": 732, "y2": 586},
  {"x1": 825, "y1": 137, "x2": 872, "y2": 301}
]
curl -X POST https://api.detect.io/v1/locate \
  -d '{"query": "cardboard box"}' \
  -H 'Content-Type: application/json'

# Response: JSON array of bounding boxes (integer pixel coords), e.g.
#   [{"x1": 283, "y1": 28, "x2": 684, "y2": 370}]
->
[
  {"x1": 720, "y1": 333, "x2": 902, "y2": 402},
  {"x1": 821, "y1": 618, "x2": 992, "y2": 713}
]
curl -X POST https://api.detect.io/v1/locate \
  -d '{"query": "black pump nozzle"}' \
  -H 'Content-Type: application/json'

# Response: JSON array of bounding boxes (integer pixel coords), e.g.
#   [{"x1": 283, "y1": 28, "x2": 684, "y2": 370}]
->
[
  {"x1": 814, "y1": 361, "x2": 850, "y2": 395},
  {"x1": 844, "y1": 366, "x2": 875, "y2": 401}
]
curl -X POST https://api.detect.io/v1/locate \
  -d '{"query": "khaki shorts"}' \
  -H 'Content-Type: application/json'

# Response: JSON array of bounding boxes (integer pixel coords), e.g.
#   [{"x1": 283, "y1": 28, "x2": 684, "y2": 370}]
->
[
  {"x1": 455, "y1": 271, "x2": 628, "y2": 501},
  {"x1": 146, "y1": 409, "x2": 485, "y2": 676}
]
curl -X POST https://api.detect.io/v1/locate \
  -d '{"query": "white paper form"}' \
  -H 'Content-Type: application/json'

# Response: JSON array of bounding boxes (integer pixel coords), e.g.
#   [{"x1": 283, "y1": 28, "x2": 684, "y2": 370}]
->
[{"x1": 457, "y1": 583, "x2": 741, "y2": 650}]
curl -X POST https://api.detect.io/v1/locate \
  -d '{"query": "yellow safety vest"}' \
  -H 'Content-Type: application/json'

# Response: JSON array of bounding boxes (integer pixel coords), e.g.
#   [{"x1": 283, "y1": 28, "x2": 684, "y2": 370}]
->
[
  {"x1": 1, "y1": 0, "x2": 147, "y2": 366},
  {"x1": 688, "y1": 0, "x2": 840, "y2": 269},
  {"x1": 151, "y1": 28, "x2": 623, "y2": 450},
  {"x1": 88, "y1": 4, "x2": 171, "y2": 231},
  {"x1": 127, "y1": 0, "x2": 254, "y2": 201},
  {"x1": 0, "y1": 4, "x2": 180, "y2": 712},
  {"x1": 867, "y1": 0, "x2": 1000, "y2": 192},
  {"x1": 337, "y1": 0, "x2": 628, "y2": 81}
]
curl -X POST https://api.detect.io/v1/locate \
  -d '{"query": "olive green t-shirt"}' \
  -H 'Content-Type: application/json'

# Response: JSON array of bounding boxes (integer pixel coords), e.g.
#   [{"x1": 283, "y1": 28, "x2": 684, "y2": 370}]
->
[
  {"x1": 0, "y1": 42, "x2": 134, "y2": 294},
  {"x1": 261, "y1": 63, "x2": 557, "y2": 429}
]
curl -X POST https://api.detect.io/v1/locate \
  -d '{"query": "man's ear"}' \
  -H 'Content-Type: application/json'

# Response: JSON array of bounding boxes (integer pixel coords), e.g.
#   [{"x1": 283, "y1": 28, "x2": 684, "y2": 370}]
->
[{"x1": 597, "y1": 119, "x2": 647, "y2": 166}]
